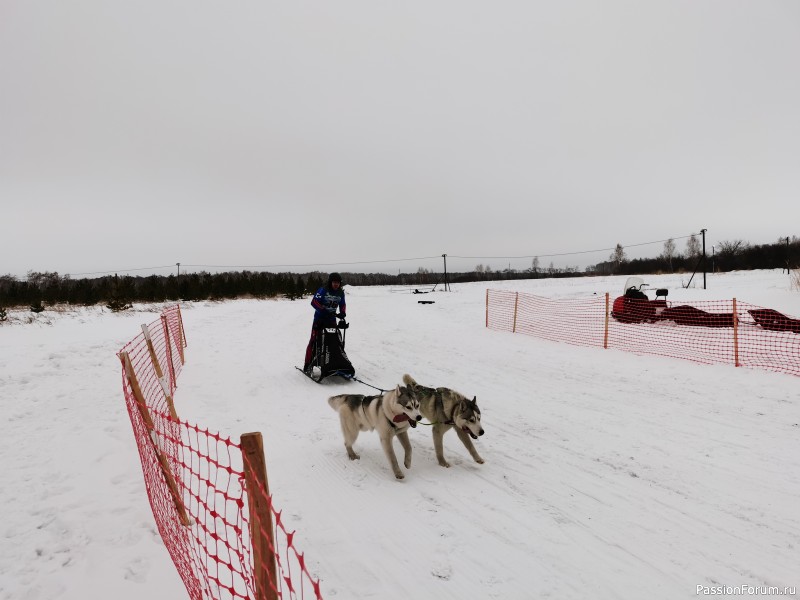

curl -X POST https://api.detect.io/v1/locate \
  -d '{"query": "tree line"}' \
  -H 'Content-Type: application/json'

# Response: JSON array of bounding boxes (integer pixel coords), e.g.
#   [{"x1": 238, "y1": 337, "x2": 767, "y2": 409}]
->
[
  {"x1": 0, "y1": 270, "x2": 427, "y2": 312},
  {"x1": 592, "y1": 235, "x2": 798, "y2": 276},
  {"x1": 0, "y1": 235, "x2": 797, "y2": 313}
]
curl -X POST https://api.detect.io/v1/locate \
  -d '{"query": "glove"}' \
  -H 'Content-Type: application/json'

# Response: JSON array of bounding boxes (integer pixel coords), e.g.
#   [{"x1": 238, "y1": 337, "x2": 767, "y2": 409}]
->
[{"x1": 338, "y1": 312, "x2": 347, "y2": 320}]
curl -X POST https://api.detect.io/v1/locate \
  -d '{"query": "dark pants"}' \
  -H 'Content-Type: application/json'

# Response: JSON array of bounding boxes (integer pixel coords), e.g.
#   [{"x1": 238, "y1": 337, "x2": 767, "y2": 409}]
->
[
  {"x1": 304, "y1": 328, "x2": 318, "y2": 369},
  {"x1": 304, "y1": 319, "x2": 334, "y2": 368}
]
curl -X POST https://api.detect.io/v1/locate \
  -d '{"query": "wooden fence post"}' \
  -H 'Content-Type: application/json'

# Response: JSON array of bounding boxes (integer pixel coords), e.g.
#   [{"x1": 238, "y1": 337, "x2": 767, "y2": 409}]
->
[
  {"x1": 176, "y1": 304, "x2": 188, "y2": 351},
  {"x1": 485, "y1": 289, "x2": 489, "y2": 328},
  {"x1": 512, "y1": 292, "x2": 519, "y2": 333},
  {"x1": 142, "y1": 324, "x2": 179, "y2": 421},
  {"x1": 161, "y1": 315, "x2": 178, "y2": 393},
  {"x1": 166, "y1": 307, "x2": 186, "y2": 365},
  {"x1": 241, "y1": 432, "x2": 278, "y2": 600},
  {"x1": 119, "y1": 351, "x2": 190, "y2": 526},
  {"x1": 732, "y1": 298, "x2": 740, "y2": 367},
  {"x1": 604, "y1": 293, "x2": 610, "y2": 349}
]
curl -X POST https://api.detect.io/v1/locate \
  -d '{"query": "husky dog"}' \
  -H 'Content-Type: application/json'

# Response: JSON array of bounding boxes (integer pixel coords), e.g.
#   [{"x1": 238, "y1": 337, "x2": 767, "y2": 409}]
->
[
  {"x1": 328, "y1": 384, "x2": 422, "y2": 480},
  {"x1": 402, "y1": 374, "x2": 485, "y2": 468}
]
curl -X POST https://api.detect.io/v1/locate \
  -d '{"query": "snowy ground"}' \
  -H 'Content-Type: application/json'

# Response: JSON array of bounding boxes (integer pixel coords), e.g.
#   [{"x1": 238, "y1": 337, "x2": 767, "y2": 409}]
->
[{"x1": 1, "y1": 270, "x2": 799, "y2": 600}]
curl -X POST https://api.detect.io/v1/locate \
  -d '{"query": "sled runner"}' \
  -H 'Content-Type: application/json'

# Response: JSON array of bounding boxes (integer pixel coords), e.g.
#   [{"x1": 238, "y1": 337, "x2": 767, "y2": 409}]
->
[{"x1": 297, "y1": 318, "x2": 356, "y2": 383}]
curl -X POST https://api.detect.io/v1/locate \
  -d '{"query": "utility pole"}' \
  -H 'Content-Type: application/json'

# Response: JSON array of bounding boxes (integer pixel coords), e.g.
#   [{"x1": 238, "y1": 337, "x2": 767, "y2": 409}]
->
[
  {"x1": 700, "y1": 229, "x2": 707, "y2": 289},
  {"x1": 442, "y1": 254, "x2": 450, "y2": 291},
  {"x1": 176, "y1": 262, "x2": 180, "y2": 278},
  {"x1": 785, "y1": 237, "x2": 791, "y2": 273}
]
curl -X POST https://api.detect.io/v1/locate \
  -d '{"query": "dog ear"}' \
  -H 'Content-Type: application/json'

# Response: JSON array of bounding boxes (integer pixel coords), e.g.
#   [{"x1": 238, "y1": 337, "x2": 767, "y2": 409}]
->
[{"x1": 472, "y1": 395, "x2": 478, "y2": 404}]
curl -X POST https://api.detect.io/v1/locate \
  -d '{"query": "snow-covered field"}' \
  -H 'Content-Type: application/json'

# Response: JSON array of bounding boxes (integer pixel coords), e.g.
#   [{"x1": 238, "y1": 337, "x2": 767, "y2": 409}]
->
[{"x1": 2, "y1": 270, "x2": 799, "y2": 600}]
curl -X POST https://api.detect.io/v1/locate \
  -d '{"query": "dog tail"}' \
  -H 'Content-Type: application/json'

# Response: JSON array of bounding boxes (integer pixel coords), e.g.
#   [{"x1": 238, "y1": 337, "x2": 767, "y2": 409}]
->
[
  {"x1": 328, "y1": 395, "x2": 347, "y2": 411},
  {"x1": 402, "y1": 374, "x2": 417, "y2": 388}
]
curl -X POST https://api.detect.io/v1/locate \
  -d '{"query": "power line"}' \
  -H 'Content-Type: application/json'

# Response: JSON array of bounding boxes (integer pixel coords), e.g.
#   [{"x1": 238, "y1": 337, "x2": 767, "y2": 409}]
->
[
  {"x1": 450, "y1": 234, "x2": 696, "y2": 261},
  {"x1": 20, "y1": 233, "x2": 700, "y2": 278},
  {"x1": 182, "y1": 256, "x2": 443, "y2": 269},
  {"x1": 66, "y1": 265, "x2": 176, "y2": 277}
]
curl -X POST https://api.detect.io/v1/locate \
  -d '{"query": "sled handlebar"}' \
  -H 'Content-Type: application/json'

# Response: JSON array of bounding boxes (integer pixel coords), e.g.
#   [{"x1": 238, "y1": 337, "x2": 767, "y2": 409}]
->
[{"x1": 313, "y1": 322, "x2": 349, "y2": 331}]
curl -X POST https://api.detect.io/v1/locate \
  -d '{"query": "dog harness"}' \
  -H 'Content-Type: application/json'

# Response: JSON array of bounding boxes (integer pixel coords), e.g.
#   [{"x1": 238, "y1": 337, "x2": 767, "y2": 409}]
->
[{"x1": 418, "y1": 384, "x2": 455, "y2": 426}]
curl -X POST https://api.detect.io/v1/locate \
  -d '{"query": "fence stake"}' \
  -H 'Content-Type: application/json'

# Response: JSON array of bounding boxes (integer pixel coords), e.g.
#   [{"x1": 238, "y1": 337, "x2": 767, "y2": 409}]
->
[
  {"x1": 732, "y1": 297, "x2": 740, "y2": 367},
  {"x1": 161, "y1": 315, "x2": 178, "y2": 394},
  {"x1": 119, "y1": 351, "x2": 190, "y2": 526},
  {"x1": 604, "y1": 293, "x2": 610, "y2": 349},
  {"x1": 142, "y1": 324, "x2": 179, "y2": 421},
  {"x1": 176, "y1": 304, "x2": 188, "y2": 351},
  {"x1": 512, "y1": 292, "x2": 519, "y2": 333},
  {"x1": 241, "y1": 432, "x2": 278, "y2": 600},
  {"x1": 485, "y1": 289, "x2": 489, "y2": 328},
  {"x1": 173, "y1": 307, "x2": 185, "y2": 365}
]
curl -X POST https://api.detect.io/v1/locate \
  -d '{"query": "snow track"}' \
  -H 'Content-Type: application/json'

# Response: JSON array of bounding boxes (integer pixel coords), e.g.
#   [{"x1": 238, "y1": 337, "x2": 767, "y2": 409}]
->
[{"x1": 3, "y1": 272, "x2": 799, "y2": 599}]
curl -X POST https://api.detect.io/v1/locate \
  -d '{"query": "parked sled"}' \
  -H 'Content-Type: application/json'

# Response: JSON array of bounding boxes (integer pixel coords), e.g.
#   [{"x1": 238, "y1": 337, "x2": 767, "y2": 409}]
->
[
  {"x1": 298, "y1": 318, "x2": 356, "y2": 383},
  {"x1": 611, "y1": 277, "x2": 735, "y2": 328},
  {"x1": 610, "y1": 277, "x2": 668, "y2": 324},
  {"x1": 748, "y1": 308, "x2": 800, "y2": 334}
]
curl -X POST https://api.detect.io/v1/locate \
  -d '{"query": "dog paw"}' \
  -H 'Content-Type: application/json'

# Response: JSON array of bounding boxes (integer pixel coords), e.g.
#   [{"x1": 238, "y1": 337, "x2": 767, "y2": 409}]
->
[
  {"x1": 475, "y1": 457, "x2": 485, "y2": 464},
  {"x1": 404, "y1": 458, "x2": 412, "y2": 469},
  {"x1": 395, "y1": 473, "x2": 405, "y2": 480},
  {"x1": 439, "y1": 461, "x2": 451, "y2": 468}
]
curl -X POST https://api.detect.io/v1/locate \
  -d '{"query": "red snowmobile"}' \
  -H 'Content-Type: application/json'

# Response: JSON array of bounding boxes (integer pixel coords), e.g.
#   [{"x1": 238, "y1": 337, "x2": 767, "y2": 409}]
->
[
  {"x1": 610, "y1": 277, "x2": 669, "y2": 324},
  {"x1": 611, "y1": 277, "x2": 736, "y2": 328}
]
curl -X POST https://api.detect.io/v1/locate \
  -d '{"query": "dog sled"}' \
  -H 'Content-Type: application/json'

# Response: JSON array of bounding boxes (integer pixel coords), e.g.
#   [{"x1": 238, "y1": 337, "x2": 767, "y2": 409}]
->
[{"x1": 297, "y1": 318, "x2": 356, "y2": 383}]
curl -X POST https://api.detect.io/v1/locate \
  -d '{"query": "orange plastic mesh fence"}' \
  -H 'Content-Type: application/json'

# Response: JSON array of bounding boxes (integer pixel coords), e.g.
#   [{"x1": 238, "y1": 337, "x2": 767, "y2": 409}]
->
[
  {"x1": 118, "y1": 305, "x2": 323, "y2": 600},
  {"x1": 486, "y1": 290, "x2": 800, "y2": 377}
]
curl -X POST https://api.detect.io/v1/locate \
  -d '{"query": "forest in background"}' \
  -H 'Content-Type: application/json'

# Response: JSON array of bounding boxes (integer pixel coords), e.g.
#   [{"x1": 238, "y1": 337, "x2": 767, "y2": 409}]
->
[{"x1": 1, "y1": 235, "x2": 797, "y2": 315}]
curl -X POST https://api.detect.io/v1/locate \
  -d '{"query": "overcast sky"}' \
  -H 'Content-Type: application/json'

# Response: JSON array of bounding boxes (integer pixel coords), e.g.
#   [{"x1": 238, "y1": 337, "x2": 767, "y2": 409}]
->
[{"x1": 2, "y1": 0, "x2": 799, "y2": 279}]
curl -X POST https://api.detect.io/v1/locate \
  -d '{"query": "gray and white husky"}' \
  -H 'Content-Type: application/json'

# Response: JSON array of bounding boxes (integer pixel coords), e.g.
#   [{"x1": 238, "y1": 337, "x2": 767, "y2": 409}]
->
[
  {"x1": 328, "y1": 384, "x2": 422, "y2": 480},
  {"x1": 402, "y1": 374, "x2": 485, "y2": 468}
]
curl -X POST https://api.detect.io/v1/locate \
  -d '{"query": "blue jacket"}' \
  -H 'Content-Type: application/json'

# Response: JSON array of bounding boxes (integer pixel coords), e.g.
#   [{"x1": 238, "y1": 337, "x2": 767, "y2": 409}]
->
[{"x1": 311, "y1": 285, "x2": 346, "y2": 326}]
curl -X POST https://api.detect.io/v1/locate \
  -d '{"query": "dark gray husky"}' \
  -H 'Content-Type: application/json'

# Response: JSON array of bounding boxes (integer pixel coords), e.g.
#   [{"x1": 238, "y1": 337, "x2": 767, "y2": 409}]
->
[
  {"x1": 402, "y1": 374, "x2": 485, "y2": 468},
  {"x1": 328, "y1": 384, "x2": 422, "y2": 480}
]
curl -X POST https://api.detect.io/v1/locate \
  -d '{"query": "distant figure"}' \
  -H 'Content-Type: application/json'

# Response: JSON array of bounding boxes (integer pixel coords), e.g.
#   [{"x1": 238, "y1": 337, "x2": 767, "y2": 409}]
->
[{"x1": 303, "y1": 273, "x2": 347, "y2": 373}]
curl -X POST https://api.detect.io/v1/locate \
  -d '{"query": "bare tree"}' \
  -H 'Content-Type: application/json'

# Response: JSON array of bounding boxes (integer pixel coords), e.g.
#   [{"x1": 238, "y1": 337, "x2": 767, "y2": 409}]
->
[
  {"x1": 26, "y1": 271, "x2": 61, "y2": 289},
  {"x1": 686, "y1": 235, "x2": 701, "y2": 259},
  {"x1": 716, "y1": 239, "x2": 748, "y2": 257},
  {"x1": 531, "y1": 257, "x2": 540, "y2": 273},
  {"x1": 609, "y1": 244, "x2": 626, "y2": 271},
  {"x1": 661, "y1": 238, "x2": 676, "y2": 271},
  {"x1": 416, "y1": 267, "x2": 432, "y2": 285}
]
